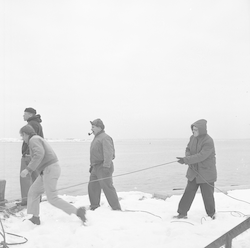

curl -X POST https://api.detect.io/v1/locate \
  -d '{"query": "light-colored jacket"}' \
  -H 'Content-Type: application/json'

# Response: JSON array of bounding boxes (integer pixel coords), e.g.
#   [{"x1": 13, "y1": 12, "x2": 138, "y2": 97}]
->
[
  {"x1": 183, "y1": 119, "x2": 217, "y2": 183},
  {"x1": 90, "y1": 131, "x2": 115, "y2": 168},
  {"x1": 26, "y1": 135, "x2": 58, "y2": 174}
]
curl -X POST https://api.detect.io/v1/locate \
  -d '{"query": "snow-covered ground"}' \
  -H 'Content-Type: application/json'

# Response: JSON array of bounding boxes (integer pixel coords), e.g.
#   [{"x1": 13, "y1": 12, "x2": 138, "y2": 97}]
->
[{"x1": 1, "y1": 189, "x2": 250, "y2": 248}]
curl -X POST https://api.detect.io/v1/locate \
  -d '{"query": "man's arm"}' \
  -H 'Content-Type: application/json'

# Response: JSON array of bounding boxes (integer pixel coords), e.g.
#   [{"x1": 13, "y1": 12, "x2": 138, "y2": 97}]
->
[
  {"x1": 26, "y1": 139, "x2": 45, "y2": 173},
  {"x1": 102, "y1": 137, "x2": 114, "y2": 168},
  {"x1": 183, "y1": 140, "x2": 214, "y2": 165}
]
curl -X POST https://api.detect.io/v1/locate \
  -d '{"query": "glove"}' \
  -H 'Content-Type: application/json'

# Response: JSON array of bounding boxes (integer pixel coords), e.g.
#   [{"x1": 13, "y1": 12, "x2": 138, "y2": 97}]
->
[
  {"x1": 89, "y1": 166, "x2": 93, "y2": 173},
  {"x1": 176, "y1": 157, "x2": 185, "y2": 164}
]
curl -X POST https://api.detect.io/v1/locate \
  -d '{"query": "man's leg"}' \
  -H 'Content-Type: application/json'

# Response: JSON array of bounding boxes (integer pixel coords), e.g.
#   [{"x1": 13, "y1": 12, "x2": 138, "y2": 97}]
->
[
  {"x1": 20, "y1": 156, "x2": 32, "y2": 205},
  {"x1": 44, "y1": 163, "x2": 77, "y2": 215},
  {"x1": 97, "y1": 165, "x2": 121, "y2": 210},
  {"x1": 200, "y1": 182, "x2": 215, "y2": 217},
  {"x1": 27, "y1": 175, "x2": 44, "y2": 216},
  {"x1": 31, "y1": 171, "x2": 39, "y2": 184},
  {"x1": 88, "y1": 166, "x2": 101, "y2": 210},
  {"x1": 177, "y1": 179, "x2": 199, "y2": 216}
]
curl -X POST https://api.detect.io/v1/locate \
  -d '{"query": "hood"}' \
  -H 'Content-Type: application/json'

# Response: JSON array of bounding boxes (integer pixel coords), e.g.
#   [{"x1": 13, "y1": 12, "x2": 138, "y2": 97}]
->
[
  {"x1": 27, "y1": 114, "x2": 42, "y2": 123},
  {"x1": 191, "y1": 119, "x2": 207, "y2": 136}
]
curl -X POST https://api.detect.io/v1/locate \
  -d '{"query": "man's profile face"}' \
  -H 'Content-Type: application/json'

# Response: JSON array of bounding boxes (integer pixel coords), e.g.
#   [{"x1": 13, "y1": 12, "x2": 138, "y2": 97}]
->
[
  {"x1": 20, "y1": 132, "x2": 29, "y2": 143},
  {"x1": 23, "y1": 112, "x2": 32, "y2": 121},
  {"x1": 192, "y1": 126, "x2": 199, "y2": 137},
  {"x1": 91, "y1": 125, "x2": 102, "y2": 135}
]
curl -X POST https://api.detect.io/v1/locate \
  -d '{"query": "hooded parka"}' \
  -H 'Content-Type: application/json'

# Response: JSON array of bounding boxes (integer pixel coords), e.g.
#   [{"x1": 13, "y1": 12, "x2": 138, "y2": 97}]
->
[{"x1": 183, "y1": 119, "x2": 217, "y2": 184}]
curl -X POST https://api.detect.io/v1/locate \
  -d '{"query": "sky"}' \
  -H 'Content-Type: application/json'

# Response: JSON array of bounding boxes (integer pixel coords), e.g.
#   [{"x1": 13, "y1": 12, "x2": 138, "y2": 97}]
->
[
  {"x1": 0, "y1": 0, "x2": 250, "y2": 140},
  {"x1": 1, "y1": 189, "x2": 250, "y2": 248}
]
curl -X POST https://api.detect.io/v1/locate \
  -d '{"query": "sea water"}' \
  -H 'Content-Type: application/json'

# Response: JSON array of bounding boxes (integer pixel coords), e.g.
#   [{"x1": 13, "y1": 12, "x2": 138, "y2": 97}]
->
[{"x1": 0, "y1": 138, "x2": 250, "y2": 201}]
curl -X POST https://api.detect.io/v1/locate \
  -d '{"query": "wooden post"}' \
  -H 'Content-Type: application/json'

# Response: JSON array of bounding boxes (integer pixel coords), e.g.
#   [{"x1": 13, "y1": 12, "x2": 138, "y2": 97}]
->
[{"x1": 0, "y1": 180, "x2": 6, "y2": 206}]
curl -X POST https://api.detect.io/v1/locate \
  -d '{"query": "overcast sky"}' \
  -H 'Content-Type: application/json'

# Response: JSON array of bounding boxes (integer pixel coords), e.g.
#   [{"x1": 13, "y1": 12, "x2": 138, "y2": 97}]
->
[{"x1": 0, "y1": 0, "x2": 249, "y2": 140}]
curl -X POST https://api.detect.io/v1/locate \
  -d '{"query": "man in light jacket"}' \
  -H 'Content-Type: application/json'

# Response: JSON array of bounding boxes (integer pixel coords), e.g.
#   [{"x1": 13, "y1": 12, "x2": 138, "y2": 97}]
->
[
  {"x1": 20, "y1": 125, "x2": 86, "y2": 225},
  {"x1": 174, "y1": 119, "x2": 217, "y2": 219},
  {"x1": 88, "y1": 119, "x2": 121, "y2": 211}
]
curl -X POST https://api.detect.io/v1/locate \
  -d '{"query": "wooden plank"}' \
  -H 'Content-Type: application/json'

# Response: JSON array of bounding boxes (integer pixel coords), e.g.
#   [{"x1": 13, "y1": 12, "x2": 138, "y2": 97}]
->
[
  {"x1": 0, "y1": 180, "x2": 6, "y2": 206},
  {"x1": 205, "y1": 217, "x2": 250, "y2": 248}
]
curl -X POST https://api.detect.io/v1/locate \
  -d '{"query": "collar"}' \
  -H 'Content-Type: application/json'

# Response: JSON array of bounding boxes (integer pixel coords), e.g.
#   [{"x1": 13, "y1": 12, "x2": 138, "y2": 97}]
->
[{"x1": 94, "y1": 130, "x2": 105, "y2": 137}]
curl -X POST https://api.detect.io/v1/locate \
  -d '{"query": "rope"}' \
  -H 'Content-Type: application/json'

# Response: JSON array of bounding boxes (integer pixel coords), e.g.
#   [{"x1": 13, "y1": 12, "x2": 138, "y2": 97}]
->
[
  {"x1": 0, "y1": 160, "x2": 178, "y2": 206},
  {"x1": 124, "y1": 209, "x2": 162, "y2": 219},
  {"x1": 170, "y1": 220, "x2": 195, "y2": 226},
  {"x1": 0, "y1": 156, "x2": 249, "y2": 244},
  {"x1": 58, "y1": 160, "x2": 178, "y2": 192},
  {"x1": 2, "y1": 158, "x2": 250, "y2": 221},
  {"x1": 0, "y1": 217, "x2": 28, "y2": 247},
  {"x1": 191, "y1": 167, "x2": 250, "y2": 206}
]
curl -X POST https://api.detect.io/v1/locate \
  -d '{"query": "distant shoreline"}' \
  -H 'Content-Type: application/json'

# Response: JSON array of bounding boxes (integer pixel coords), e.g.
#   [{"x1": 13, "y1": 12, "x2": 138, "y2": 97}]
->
[{"x1": 1, "y1": 138, "x2": 250, "y2": 143}]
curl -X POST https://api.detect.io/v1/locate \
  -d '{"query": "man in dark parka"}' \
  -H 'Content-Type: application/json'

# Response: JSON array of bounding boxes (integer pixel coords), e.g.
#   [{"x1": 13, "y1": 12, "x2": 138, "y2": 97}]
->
[
  {"x1": 19, "y1": 107, "x2": 44, "y2": 206},
  {"x1": 175, "y1": 119, "x2": 217, "y2": 219}
]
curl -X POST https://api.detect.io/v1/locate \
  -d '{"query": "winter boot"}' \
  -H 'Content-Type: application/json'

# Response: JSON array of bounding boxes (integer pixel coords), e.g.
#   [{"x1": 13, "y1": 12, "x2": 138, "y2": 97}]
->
[
  {"x1": 173, "y1": 214, "x2": 187, "y2": 219},
  {"x1": 29, "y1": 216, "x2": 40, "y2": 225},
  {"x1": 77, "y1": 207, "x2": 86, "y2": 223}
]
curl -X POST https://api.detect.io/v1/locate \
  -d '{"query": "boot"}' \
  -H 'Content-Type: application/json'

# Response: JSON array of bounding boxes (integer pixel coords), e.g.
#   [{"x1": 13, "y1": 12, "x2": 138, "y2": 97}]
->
[
  {"x1": 173, "y1": 214, "x2": 187, "y2": 219},
  {"x1": 76, "y1": 207, "x2": 86, "y2": 223},
  {"x1": 29, "y1": 216, "x2": 40, "y2": 225}
]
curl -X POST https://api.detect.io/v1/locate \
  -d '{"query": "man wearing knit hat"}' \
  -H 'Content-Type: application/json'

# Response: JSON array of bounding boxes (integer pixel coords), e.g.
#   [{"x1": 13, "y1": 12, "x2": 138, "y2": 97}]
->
[
  {"x1": 19, "y1": 107, "x2": 44, "y2": 206},
  {"x1": 88, "y1": 119, "x2": 121, "y2": 211}
]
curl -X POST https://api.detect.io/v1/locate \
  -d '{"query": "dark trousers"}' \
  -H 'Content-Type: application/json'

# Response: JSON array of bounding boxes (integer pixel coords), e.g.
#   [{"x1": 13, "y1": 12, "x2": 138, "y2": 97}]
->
[
  {"x1": 20, "y1": 156, "x2": 38, "y2": 204},
  {"x1": 88, "y1": 164, "x2": 121, "y2": 210},
  {"x1": 177, "y1": 179, "x2": 215, "y2": 217}
]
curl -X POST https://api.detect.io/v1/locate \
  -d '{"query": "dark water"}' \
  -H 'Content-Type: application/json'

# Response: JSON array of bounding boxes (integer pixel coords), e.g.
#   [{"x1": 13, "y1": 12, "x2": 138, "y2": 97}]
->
[{"x1": 0, "y1": 138, "x2": 250, "y2": 201}]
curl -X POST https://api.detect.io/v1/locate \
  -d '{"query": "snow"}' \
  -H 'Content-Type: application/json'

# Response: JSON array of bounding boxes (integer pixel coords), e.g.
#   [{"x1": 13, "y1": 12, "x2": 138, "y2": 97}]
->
[{"x1": 1, "y1": 189, "x2": 250, "y2": 248}]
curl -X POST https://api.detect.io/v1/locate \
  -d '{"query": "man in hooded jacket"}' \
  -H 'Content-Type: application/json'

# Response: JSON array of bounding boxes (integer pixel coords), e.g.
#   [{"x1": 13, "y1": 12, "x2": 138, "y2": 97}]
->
[
  {"x1": 19, "y1": 107, "x2": 44, "y2": 206},
  {"x1": 174, "y1": 119, "x2": 217, "y2": 219}
]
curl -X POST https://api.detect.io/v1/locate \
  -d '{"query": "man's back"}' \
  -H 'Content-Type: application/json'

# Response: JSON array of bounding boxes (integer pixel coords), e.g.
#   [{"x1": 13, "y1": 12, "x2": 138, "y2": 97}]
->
[{"x1": 28, "y1": 115, "x2": 44, "y2": 137}]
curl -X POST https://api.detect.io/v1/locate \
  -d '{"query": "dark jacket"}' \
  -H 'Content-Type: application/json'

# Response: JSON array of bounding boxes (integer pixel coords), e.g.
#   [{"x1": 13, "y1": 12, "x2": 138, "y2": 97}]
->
[
  {"x1": 90, "y1": 130, "x2": 115, "y2": 168},
  {"x1": 22, "y1": 114, "x2": 44, "y2": 156},
  {"x1": 183, "y1": 119, "x2": 217, "y2": 183}
]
